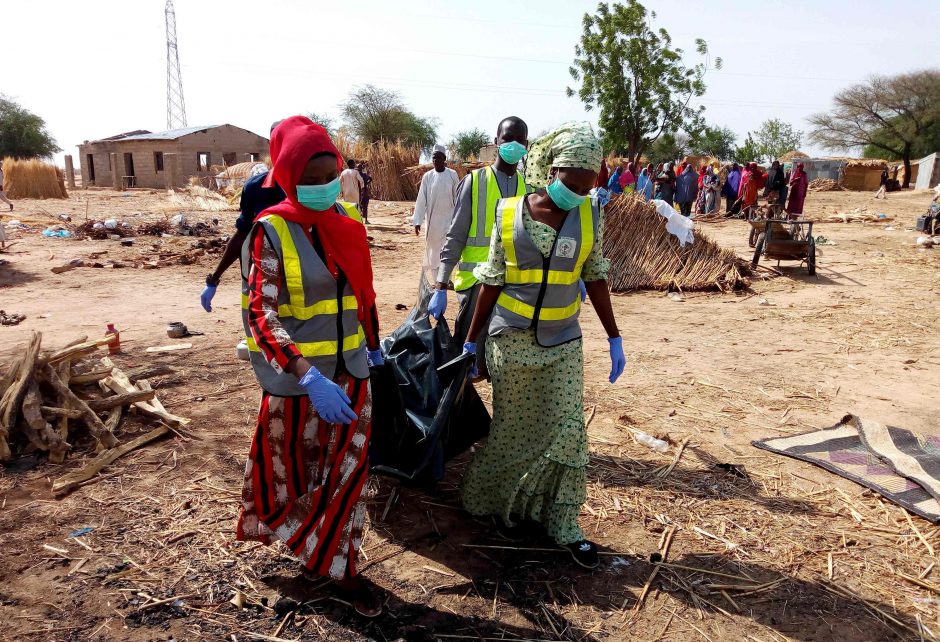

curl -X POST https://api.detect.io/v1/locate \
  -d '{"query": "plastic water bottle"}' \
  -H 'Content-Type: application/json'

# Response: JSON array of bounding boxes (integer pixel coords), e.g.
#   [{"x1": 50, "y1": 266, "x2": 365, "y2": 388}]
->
[{"x1": 635, "y1": 431, "x2": 670, "y2": 453}]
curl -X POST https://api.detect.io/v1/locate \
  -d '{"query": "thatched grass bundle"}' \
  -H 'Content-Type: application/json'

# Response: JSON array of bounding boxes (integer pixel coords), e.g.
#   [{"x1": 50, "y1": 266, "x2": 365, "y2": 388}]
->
[
  {"x1": 402, "y1": 160, "x2": 489, "y2": 194},
  {"x1": 1, "y1": 157, "x2": 68, "y2": 199},
  {"x1": 334, "y1": 132, "x2": 421, "y2": 201},
  {"x1": 604, "y1": 194, "x2": 750, "y2": 292}
]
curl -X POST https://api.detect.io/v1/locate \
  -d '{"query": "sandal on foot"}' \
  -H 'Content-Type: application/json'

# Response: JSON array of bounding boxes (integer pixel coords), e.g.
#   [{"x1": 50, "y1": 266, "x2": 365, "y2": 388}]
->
[
  {"x1": 493, "y1": 518, "x2": 527, "y2": 543},
  {"x1": 565, "y1": 540, "x2": 600, "y2": 569},
  {"x1": 333, "y1": 577, "x2": 384, "y2": 618}
]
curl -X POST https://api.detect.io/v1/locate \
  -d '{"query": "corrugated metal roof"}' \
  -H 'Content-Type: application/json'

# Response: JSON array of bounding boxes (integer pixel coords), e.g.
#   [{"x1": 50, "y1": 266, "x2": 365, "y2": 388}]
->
[{"x1": 116, "y1": 125, "x2": 222, "y2": 141}]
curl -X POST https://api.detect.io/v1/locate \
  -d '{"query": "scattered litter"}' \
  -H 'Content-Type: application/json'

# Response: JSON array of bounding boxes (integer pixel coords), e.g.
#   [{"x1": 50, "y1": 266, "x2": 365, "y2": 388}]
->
[
  {"x1": 51, "y1": 258, "x2": 84, "y2": 274},
  {"x1": 42, "y1": 228, "x2": 72, "y2": 238},
  {"x1": 715, "y1": 463, "x2": 747, "y2": 478},
  {"x1": 607, "y1": 556, "x2": 633, "y2": 571},
  {"x1": 166, "y1": 322, "x2": 203, "y2": 338},
  {"x1": 121, "y1": 239, "x2": 135, "y2": 247},
  {"x1": 395, "y1": 303, "x2": 407, "y2": 310},
  {"x1": 815, "y1": 236, "x2": 837, "y2": 246},
  {"x1": 0, "y1": 311, "x2": 26, "y2": 326},
  {"x1": 884, "y1": 226, "x2": 895, "y2": 231},
  {"x1": 104, "y1": 219, "x2": 119, "y2": 230},
  {"x1": 758, "y1": 298, "x2": 776, "y2": 306},
  {"x1": 145, "y1": 343, "x2": 193, "y2": 353},
  {"x1": 916, "y1": 236, "x2": 935, "y2": 248},
  {"x1": 68, "y1": 527, "x2": 94, "y2": 538},
  {"x1": 58, "y1": 214, "x2": 72, "y2": 222},
  {"x1": 633, "y1": 430, "x2": 669, "y2": 453},
  {"x1": 666, "y1": 291, "x2": 685, "y2": 302},
  {"x1": 235, "y1": 340, "x2": 250, "y2": 361}
]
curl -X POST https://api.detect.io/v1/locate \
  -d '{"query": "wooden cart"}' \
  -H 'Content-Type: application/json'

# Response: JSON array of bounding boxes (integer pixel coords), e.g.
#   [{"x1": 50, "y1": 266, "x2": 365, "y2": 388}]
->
[{"x1": 751, "y1": 219, "x2": 816, "y2": 275}]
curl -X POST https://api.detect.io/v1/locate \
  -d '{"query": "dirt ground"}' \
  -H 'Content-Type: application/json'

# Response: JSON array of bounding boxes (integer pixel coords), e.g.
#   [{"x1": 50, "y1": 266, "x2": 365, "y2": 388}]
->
[{"x1": 0, "y1": 186, "x2": 938, "y2": 642}]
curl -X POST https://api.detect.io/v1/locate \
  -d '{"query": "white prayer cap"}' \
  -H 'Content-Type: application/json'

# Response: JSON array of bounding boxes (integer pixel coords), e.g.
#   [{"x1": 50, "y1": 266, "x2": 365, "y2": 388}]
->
[{"x1": 433, "y1": 144, "x2": 446, "y2": 156}]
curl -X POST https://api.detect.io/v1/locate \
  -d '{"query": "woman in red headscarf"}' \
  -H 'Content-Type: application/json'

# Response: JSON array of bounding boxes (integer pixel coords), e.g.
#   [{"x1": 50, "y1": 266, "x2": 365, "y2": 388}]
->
[
  {"x1": 236, "y1": 116, "x2": 383, "y2": 617},
  {"x1": 786, "y1": 162, "x2": 809, "y2": 216}
]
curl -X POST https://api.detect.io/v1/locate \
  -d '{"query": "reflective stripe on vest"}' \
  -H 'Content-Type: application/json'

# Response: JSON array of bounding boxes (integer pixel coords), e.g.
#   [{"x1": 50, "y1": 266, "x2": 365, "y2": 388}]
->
[
  {"x1": 490, "y1": 195, "x2": 599, "y2": 347},
  {"x1": 240, "y1": 213, "x2": 369, "y2": 395},
  {"x1": 336, "y1": 201, "x2": 363, "y2": 223},
  {"x1": 453, "y1": 166, "x2": 527, "y2": 291}
]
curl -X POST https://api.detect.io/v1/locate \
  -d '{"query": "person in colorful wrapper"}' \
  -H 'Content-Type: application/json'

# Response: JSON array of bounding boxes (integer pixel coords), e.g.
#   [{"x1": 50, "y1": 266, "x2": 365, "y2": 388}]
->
[
  {"x1": 459, "y1": 121, "x2": 625, "y2": 570},
  {"x1": 236, "y1": 116, "x2": 383, "y2": 617}
]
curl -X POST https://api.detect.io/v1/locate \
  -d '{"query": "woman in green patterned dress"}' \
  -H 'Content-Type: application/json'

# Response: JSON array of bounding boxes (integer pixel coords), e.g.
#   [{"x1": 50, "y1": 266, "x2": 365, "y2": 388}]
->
[{"x1": 460, "y1": 122, "x2": 625, "y2": 569}]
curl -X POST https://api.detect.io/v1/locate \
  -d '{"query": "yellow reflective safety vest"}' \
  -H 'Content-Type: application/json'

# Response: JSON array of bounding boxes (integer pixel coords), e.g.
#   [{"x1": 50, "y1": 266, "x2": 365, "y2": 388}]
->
[
  {"x1": 453, "y1": 166, "x2": 528, "y2": 291},
  {"x1": 241, "y1": 202, "x2": 368, "y2": 396},
  {"x1": 488, "y1": 195, "x2": 599, "y2": 347}
]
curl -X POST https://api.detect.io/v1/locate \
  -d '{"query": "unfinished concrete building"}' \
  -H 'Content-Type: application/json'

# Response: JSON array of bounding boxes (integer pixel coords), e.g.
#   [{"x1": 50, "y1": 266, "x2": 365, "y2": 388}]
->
[{"x1": 78, "y1": 124, "x2": 268, "y2": 189}]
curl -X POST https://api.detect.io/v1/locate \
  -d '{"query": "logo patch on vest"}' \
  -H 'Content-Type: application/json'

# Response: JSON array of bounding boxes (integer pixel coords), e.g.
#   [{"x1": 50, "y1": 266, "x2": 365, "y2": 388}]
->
[{"x1": 555, "y1": 237, "x2": 577, "y2": 259}]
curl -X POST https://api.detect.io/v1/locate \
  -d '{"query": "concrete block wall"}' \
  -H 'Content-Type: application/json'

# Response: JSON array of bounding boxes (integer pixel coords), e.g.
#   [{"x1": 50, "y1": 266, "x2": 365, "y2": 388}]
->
[{"x1": 78, "y1": 125, "x2": 268, "y2": 190}]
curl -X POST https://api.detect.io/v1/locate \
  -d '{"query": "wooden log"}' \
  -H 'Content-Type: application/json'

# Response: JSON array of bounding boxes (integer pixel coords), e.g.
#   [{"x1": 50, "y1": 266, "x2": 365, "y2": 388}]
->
[
  {"x1": 43, "y1": 336, "x2": 115, "y2": 366},
  {"x1": 86, "y1": 390, "x2": 155, "y2": 412},
  {"x1": 22, "y1": 380, "x2": 70, "y2": 459},
  {"x1": 0, "y1": 331, "x2": 42, "y2": 460},
  {"x1": 99, "y1": 359, "x2": 190, "y2": 428},
  {"x1": 51, "y1": 358, "x2": 72, "y2": 464},
  {"x1": 125, "y1": 365, "x2": 173, "y2": 383},
  {"x1": 40, "y1": 365, "x2": 118, "y2": 449},
  {"x1": 68, "y1": 368, "x2": 114, "y2": 386},
  {"x1": 51, "y1": 425, "x2": 170, "y2": 495},
  {"x1": 41, "y1": 406, "x2": 84, "y2": 419},
  {"x1": 104, "y1": 406, "x2": 122, "y2": 433}
]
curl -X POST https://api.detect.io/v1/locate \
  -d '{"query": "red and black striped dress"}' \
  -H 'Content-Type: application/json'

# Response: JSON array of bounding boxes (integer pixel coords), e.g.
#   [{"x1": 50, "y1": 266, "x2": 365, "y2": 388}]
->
[{"x1": 236, "y1": 226, "x2": 377, "y2": 580}]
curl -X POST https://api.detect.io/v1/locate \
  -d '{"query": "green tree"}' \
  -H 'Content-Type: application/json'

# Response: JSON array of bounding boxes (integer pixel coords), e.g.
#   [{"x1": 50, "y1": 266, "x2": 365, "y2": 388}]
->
[
  {"x1": 451, "y1": 128, "x2": 489, "y2": 160},
  {"x1": 861, "y1": 114, "x2": 940, "y2": 162},
  {"x1": 734, "y1": 134, "x2": 761, "y2": 164},
  {"x1": 689, "y1": 125, "x2": 737, "y2": 161},
  {"x1": 647, "y1": 132, "x2": 689, "y2": 163},
  {"x1": 809, "y1": 70, "x2": 940, "y2": 188},
  {"x1": 567, "y1": 1, "x2": 720, "y2": 165},
  {"x1": 751, "y1": 118, "x2": 803, "y2": 163},
  {"x1": 306, "y1": 112, "x2": 336, "y2": 137},
  {"x1": 340, "y1": 85, "x2": 438, "y2": 152},
  {"x1": 0, "y1": 95, "x2": 60, "y2": 159}
]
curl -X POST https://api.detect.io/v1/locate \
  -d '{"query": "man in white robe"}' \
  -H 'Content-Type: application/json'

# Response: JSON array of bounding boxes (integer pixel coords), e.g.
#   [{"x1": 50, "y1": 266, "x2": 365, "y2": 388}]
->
[{"x1": 413, "y1": 145, "x2": 459, "y2": 278}]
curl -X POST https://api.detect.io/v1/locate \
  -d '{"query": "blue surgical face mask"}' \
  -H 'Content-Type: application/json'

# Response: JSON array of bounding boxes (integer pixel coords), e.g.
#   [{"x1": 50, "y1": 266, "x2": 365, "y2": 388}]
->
[
  {"x1": 498, "y1": 141, "x2": 528, "y2": 165},
  {"x1": 296, "y1": 178, "x2": 341, "y2": 211},
  {"x1": 546, "y1": 177, "x2": 587, "y2": 211}
]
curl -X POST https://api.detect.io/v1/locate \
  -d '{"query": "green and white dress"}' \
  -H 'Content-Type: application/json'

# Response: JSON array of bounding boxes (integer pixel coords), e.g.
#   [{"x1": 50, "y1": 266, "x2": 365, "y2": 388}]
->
[{"x1": 461, "y1": 198, "x2": 609, "y2": 545}]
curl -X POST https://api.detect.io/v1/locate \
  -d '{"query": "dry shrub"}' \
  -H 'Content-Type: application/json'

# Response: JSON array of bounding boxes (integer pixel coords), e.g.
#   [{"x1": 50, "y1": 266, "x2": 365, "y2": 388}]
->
[
  {"x1": 402, "y1": 161, "x2": 489, "y2": 195},
  {"x1": 334, "y1": 132, "x2": 421, "y2": 201},
  {"x1": 1, "y1": 157, "x2": 68, "y2": 199},
  {"x1": 604, "y1": 193, "x2": 750, "y2": 292}
]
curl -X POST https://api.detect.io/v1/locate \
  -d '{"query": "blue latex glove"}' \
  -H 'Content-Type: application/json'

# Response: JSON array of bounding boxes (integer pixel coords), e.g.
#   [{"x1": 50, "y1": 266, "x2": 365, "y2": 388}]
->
[
  {"x1": 462, "y1": 342, "x2": 478, "y2": 379},
  {"x1": 608, "y1": 337, "x2": 626, "y2": 383},
  {"x1": 200, "y1": 284, "x2": 217, "y2": 312},
  {"x1": 299, "y1": 367, "x2": 358, "y2": 424},
  {"x1": 578, "y1": 279, "x2": 587, "y2": 303},
  {"x1": 367, "y1": 348, "x2": 384, "y2": 367},
  {"x1": 595, "y1": 186, "x2": 611, "y2": 206},
  {"x1": 428, "y1": 289, "x2": 448, "y2": 320}
]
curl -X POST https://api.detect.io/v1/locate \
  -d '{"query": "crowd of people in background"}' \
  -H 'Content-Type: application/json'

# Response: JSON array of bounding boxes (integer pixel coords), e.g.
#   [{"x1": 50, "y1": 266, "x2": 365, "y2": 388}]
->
[{"x1": 598, "y1": 155, "x2": 811, "y2": 219}]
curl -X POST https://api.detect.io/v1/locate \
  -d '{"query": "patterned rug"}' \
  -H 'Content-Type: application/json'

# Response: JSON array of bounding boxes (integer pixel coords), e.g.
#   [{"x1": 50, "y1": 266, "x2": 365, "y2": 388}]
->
[{"x1": 753, "y1": 414, "x2": 940, "y2": 522}]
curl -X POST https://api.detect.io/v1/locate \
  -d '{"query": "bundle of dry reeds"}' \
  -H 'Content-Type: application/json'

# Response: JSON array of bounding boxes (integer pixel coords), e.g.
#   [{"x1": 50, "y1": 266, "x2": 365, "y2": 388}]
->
[
  {"x1": 402, "y1": 160, "x2": 489, "y2": 193},
  {"x1": 604, "y1": 194, "x2": 750, "y2": 292},
  {"x1": 334, "y1": 132, "x2": 421, "y2": 201},
  {"x1": 1, "y1": 157, "x2": 68, "y2": 199}
]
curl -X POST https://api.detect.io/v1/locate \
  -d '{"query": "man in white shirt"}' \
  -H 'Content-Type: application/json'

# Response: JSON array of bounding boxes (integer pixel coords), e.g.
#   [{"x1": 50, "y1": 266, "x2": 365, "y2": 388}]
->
[
  {"x1": 413, "y1": 145, "x2": 459, "y2": 279},
  {"x1": 340, "y1": 158, "x2": 364, "y2": 205},
  {"x1": 0, "y1": 162, "x2": 12, "y2": 211}
]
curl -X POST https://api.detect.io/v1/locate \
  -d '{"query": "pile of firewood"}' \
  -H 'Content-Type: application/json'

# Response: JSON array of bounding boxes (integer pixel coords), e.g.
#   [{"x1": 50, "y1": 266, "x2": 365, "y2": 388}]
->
[
  {"x1": 0, "y1": 331, "x2": 190, "y2": 494},
  {"x1": 808, "y1": 178, "x2": 845, "y2": 192}
]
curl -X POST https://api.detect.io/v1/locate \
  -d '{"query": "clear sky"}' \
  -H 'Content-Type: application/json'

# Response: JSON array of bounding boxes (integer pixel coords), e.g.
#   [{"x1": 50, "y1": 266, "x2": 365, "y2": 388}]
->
[{"x1": 5, "y1": 0, "x2": 939, "y2": 165}]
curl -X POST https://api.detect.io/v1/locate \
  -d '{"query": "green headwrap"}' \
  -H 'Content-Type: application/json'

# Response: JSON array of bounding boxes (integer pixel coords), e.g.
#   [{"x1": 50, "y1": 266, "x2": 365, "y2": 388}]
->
[{"x1": 524, "y1": 121, "x2": 603, "y2": 189}]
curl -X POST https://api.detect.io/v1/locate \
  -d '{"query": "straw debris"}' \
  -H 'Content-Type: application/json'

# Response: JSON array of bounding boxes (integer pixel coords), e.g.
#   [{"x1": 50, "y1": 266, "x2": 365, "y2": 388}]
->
[{"x1": 1, "y1": 157, "x2": 68, "y2": 199}]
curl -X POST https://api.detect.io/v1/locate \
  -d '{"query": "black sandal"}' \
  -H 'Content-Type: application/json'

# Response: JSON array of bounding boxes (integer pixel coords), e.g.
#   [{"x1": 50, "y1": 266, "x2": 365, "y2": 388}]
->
[{"x1": 565, "y1": 540, "x2": 600, "y2": 569}]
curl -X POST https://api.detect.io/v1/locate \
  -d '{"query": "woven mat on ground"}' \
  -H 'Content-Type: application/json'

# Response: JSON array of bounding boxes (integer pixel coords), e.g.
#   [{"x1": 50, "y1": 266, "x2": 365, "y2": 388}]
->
[{"x1": 753, "y1": 414, "x2": 940, "y2": 522}]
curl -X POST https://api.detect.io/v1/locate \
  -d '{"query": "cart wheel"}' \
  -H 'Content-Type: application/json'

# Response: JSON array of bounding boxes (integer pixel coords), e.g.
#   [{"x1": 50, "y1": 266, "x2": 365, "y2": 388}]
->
[
  {"x1": 748, "y1": 227, "x2": 758, "y2": 248},
  {"x1": 751, "y1": 234, "x2": 764, "y2": 268},
  {"x1": 807, "y1": 238, "x2": 816, "y2": 276}
]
